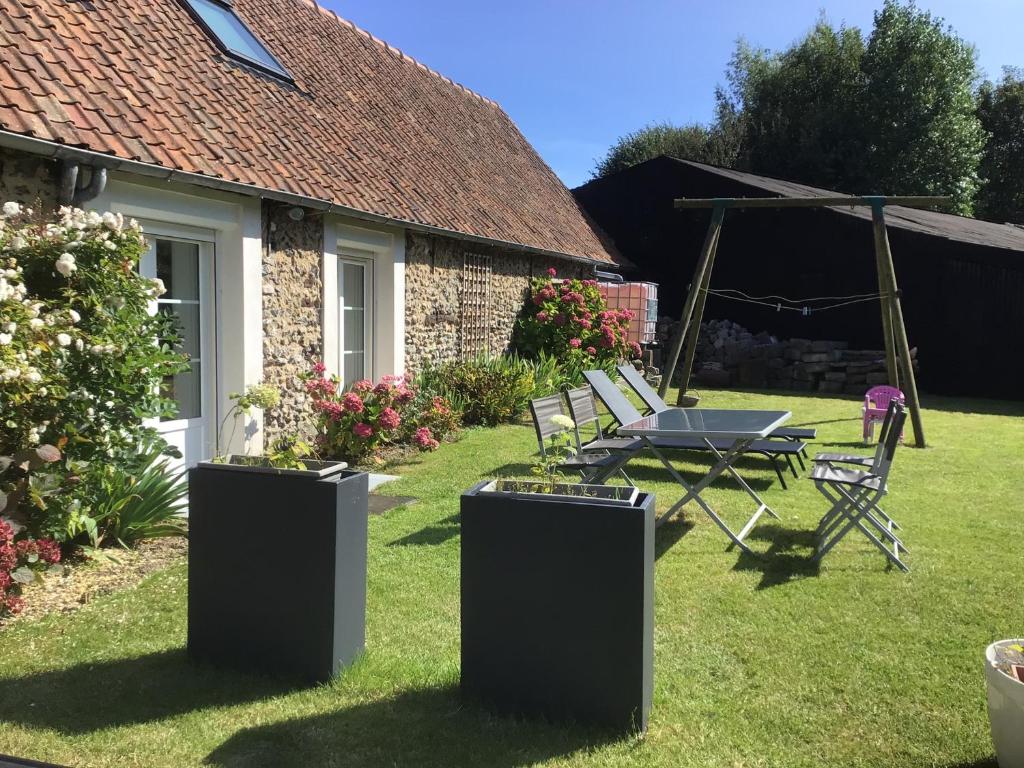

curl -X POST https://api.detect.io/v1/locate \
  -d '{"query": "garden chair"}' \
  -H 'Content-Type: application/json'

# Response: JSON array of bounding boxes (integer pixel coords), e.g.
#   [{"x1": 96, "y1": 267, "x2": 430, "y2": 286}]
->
[
  {"x1": 813, "y1": 398, "x2": 904, "y2": 533},
  {"x1": 863, "y1": 385, "x2": 904, "y2": 443},
  {"x1": 581, "y1": 370, "x2": 806, "y2": 489},
  {"x1": 810, "y1": 402, "x2": 909, "y2": 571},
  {"x1": 528, "y1": 394, "x2": 630, "y2": 484},
  {"x1": 615, "y1": 364, "x2": 816, "y2": 466}
]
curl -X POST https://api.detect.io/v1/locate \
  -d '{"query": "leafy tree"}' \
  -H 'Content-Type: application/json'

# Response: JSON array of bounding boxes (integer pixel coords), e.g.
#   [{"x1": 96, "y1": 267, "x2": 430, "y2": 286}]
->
[
  {"x1": 976, "y1": 68, "x2": 1024, "y2": 223},
  {"x1": 721, "y1": 21, "x2": 868, "y2": 190},
  {"x1": 591, "y1": 122, "x2": 733, "y2": 179},
  {"x1": 859, "y1": 0, "x2": 986, "y2": 214}
]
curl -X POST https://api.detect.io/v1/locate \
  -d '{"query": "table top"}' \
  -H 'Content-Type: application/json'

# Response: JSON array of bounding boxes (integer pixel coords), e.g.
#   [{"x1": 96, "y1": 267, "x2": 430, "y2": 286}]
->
[{"x1": 618, "y1": 408, "x2": 792, "y2": 440}]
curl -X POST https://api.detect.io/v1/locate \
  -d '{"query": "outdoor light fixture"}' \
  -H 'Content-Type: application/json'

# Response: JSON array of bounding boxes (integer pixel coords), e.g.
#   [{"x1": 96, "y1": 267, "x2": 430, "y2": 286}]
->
[{"x1": 287, "y1": 206, "x2": 305, "y2": 221}]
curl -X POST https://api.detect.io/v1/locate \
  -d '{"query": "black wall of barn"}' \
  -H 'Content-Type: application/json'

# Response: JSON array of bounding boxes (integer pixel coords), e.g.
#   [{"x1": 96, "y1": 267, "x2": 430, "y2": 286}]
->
[{"x1": 575, "y1": 157, "x2": 1024, "y2": 400}]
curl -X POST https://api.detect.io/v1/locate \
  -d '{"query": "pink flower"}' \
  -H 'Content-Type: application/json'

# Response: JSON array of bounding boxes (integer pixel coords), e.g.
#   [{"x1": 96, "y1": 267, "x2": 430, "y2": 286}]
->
[
  {"x1": 585, "y1": 346, "x2": 597, "y2": 355},
  {"x1": 569, "y1": 338, "x2": 582, "y2": 348},
  {"x1": 629, "y1": 341, "x2": 642, "y2": 358},
  {"x1": 553, "y1": 313, "x2": 567, "y2": 327},
  {"x1": 378, "y1": 406, "x2": 401, "y2": 431},
  {"x1": 4, "y1": 595, "x2": 24, "y2": 615},
  {"x1": 536, "y1": 310, "x2": 548, "y2": 322},
  {"x1": 413, "y1": 427, "x2": 440, "y2": 450},
  {"x1": 395, "y1": 387, "x2": 415, "y2": 405},
  {"x1": 578, "y1": 318, "x2": 592, "y2": 329},
  {"x1": 353, "y1": 422, "x2": 374, "y2": 438},
  {"x1": 547, "y1": 267, "x2": 557, "y2": 277},
  {"x1": 342, "y1": 392, "x2": 365, "y2": 414},
  {"x1": 373, "y1": 381, "x2": 393, "y2": 396},
  {"x1": 352, "y1": 379, "x2": 373, "y2": 393},
  {"x1": 36, "y1": 538, "x2": 60, "y2": 565},
  {"x1": 312, "y1": 361, "x2": 326, "y2": 375}
]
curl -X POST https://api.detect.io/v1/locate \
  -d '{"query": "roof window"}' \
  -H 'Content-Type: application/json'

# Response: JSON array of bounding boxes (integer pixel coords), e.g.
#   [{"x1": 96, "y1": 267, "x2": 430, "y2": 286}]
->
[{"x1": 182, "y1": 0, "x2": 292, "y2": 81}]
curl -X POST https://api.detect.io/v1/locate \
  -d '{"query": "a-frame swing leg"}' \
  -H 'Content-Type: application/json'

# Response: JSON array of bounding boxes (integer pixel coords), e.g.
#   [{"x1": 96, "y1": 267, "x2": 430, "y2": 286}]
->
[
  {"x1": 677, "y1": 227, "x2": 719, "y2": 402},
  {"x1": 659, "y1": 205, "x2": 725, "y2": 400},
  {"x1": 871, "y1": 208, "x2": 899, "y2": 388},
  {"x1": 870, "y1": 202, "x2": 926, "y2": 448}
]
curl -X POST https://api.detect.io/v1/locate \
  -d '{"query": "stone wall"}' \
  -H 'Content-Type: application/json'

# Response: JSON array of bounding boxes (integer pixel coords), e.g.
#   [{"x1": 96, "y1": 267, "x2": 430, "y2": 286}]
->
[
  {"x1": 261, "y1": 204, "x2": 323, "y2": 442},
  {"x1": 403, "y1": 232, "x2": 590, "y2": 374},
  {"x1": 0, "y1": 148, "x2": 59, "y2": 211},
  {"x1": 655, "y1": 318, "x2": 918, "y2": 394}
]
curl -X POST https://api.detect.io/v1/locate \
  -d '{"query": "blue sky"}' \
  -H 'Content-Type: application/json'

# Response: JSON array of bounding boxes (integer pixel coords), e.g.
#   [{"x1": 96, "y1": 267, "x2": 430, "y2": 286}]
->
[{"x1": 323, "y1": 1, "x2": 1023, "y2": 189}]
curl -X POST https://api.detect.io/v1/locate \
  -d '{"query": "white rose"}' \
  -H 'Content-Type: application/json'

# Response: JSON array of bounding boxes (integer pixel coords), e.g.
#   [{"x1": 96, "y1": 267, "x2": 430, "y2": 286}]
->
[
  {"x1": 103, "y1": 240, "x2": 117, "y2": 251},
  {"x1": 2, "y1": 202, "x2": 21, "y2": 217},
  {"x1": 4, "y1": 322, "x2": 15, "y2": 333},
  {"x1": 74, "y1": 338, "x2": 84, "y2": 351},
  {"x1": 29, "y1": 318, "x2": 44, "y2": 330},
  {"x1": 27, "y1": 429, "x2": 39, "y2": 444},
  {"x1": 55, "y1": 253, "x2": 77, "y2": 277},
  {"x1": 9, "y1": 236, "x2": 27, "y2": 250},
  {"x1": 0, "y1": 333, "x2": 10, "y2": 345},
  {"x1": 68, "y1": 310, "x2": 80, "y2": 323},
  {"x1": 25, "y1": 369, "x2": 41, "y2": 383},
  {"x1": 86, "y1": 211, "x2": 102, "y2": 227},
  {"x1": 149, "y1": 278, "x2": 167, "y2": 297},
  {"x1": 101, "y1": 212, "x2": 117, "y2": 228},
  {"x1": 38, "y1": 387, "x2": 47, "y2": 396},
  {"x1": 56, "y1": 332, "x2": 71, "y2": 347}
]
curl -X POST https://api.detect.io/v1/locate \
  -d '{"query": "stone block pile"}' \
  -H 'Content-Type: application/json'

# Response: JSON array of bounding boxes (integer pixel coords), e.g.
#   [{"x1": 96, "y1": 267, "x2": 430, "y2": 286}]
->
[{"x1": 653, "y1": 318, "x2": 917, "y2": 394}]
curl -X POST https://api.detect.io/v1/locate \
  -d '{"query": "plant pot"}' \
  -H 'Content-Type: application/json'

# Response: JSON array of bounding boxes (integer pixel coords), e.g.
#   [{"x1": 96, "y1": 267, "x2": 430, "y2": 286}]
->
[
  {"x1": 986, "y1": 639, "x2": 1024, "y2": 767},
  {"x1": 478, "y1": 479, "x2": 639, "y2": 507},
  {"x1": 187, "y1": 459, "x2": 368, "y2": 683},
  {"x1": 460, "y1": 480, "x2": 654, "y2": 733}
]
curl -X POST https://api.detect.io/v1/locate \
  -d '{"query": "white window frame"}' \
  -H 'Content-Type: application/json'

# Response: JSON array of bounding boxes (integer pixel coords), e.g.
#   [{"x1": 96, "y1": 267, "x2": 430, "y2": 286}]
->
[{"x1": 338, "y1": 253, "x2": 374, "y2": 386}]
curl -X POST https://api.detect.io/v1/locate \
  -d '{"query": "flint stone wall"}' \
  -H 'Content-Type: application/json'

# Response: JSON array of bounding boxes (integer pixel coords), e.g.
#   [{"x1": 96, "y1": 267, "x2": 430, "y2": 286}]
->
[{"x1": 403, "y1": 232, "x2": 590, "y2": 374}]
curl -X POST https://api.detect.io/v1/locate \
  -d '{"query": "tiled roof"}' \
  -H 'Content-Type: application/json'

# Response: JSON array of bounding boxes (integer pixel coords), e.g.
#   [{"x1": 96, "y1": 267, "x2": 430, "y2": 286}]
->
[{"x1": 0, "y1": 0, "x2": 620, "y2": 264}]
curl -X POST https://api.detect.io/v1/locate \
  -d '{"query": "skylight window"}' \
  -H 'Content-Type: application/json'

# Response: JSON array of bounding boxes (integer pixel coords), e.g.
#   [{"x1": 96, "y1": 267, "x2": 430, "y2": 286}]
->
[{"x1": 182, "y1": 0, "x2": 292, "y2": 81}]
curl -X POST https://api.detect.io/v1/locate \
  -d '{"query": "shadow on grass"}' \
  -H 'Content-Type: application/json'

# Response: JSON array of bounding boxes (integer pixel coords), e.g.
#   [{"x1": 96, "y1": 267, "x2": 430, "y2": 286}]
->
[
  {"x1": 622, "y1": 462, "x2": 777, "y2": 492},
  {"x1": 655, "y1": 516, "x2": 693, "y2": 560},
  {"x1": 940, "y1": 758, "x2": 998, "y2": 768},
  {"x1": 388, "y1": 513, "x2": 461, "y2": 547},
  {"x1": 204, "y1": 684, "x2": 623, "y2": 768},
  {"x1": 732, "y1": 524, "x2": 820, "y2": 590},
  {"x1": 0, "y1": 649, "x2": 300, "y2": 734}
]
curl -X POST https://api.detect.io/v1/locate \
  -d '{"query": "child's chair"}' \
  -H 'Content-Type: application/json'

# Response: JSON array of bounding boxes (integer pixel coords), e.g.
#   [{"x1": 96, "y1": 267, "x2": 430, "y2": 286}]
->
[{"x1": 863, "y1": 385, "x2": 904, "y2": 443}]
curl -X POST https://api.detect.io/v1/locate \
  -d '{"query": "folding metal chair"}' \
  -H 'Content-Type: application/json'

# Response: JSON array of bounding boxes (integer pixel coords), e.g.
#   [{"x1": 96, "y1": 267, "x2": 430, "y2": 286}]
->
[
  {"x1": 812, "y1": 398, "x2": 903, "y2": 533},
  {"x1": 810, "y1": 403, "x2": 909, "y2": 571},
  {"x1": 615, "y1": 363, "x2": 814, "y2": 471},
  {"x1": 528, "y1": 394, "x2": 630, "y2": 484}
]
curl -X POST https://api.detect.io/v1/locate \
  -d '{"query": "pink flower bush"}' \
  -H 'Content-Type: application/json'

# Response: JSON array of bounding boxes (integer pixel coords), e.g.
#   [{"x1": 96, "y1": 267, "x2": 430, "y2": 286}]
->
[
  {"x1": 513, "y1": 272, "x2": 638, "y2": 370},
  {"x1": 0, "y1": 518, "x2": 61, "y2": 618},
  {"x1": 302, "y1": 363, "x2": 454, "y2": 464}
]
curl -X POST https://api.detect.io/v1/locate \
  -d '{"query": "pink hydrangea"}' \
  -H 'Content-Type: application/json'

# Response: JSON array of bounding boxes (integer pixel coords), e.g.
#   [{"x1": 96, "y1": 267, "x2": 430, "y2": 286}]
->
[
  {"x1": 342, "y1": 392, "x2": 365, "y2": 414},
  {"x1": 536, "y1": 310, "x2": 548, "y2": 322},
  {"x1": 553, "y1": 313, "x2": 567, "y2": 327},
  {"x1": 569, "y1": 338, "x2": 582, "y2": 348},
  {"x1": 378, "y1": 406, "x2": 401, "y2": 431},
  {"x1": 547, "y1": 267, "x2": 557, "y2": 277},
  {"x1": 629, "y1": 341, "x2": 642, "y2": 358},
  {"x1": 352, "y1": 379, "x2": 373, "y2": 393},
  {"x1": 353, "y1": 422, "x2": 374, "y2": 439},
  {"x1": 585, "y1": 346, "x2": 597, "y2": 356},
  {"x1": 312, "y1": 361, "x2": 326, "y2": 375},
  {"x1": 413, "y1": 427, "x2": 440, "y2": 450}
]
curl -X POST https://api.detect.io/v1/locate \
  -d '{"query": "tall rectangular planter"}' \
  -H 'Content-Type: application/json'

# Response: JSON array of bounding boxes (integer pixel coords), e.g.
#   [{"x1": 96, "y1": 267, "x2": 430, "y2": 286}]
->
[
  {"x1": 460, "y1": 481, "x2": 655, "y2": 733},
  {"x1": 187, "y1": 462, "x2": 368, "y2": 683}
]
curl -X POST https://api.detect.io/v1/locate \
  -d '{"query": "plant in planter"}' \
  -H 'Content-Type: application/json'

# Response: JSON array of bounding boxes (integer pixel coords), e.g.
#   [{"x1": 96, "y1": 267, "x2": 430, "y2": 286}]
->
[
  {"x1": 986, "y1": 639, "x2": 1024, "y2": 766},
  {"x1": 461, "y1": 415, "x2": 654, "y2": 733},
  {"x1": 188, "y1": 383, "x2": 369, "y2": 683}
]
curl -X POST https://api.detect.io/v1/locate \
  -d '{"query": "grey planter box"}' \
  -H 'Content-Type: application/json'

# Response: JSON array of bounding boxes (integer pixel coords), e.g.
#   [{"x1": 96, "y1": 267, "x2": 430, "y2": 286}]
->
[
  {"x1": 187, "y1": 460, "x2": 368, "y2": 683},
  {"x1": 460, "y1": 480, "x2": 655, "y2": 733}
]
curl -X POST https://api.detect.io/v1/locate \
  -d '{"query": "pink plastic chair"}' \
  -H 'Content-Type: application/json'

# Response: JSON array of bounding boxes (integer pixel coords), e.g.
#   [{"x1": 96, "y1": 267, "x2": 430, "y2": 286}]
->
[{"x1": 863, "y1": 385, "x2": 904, "y2": 443}]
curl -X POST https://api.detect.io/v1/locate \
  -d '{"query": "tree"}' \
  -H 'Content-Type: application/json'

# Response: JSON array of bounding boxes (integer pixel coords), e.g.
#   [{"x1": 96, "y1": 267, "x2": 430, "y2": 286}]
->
[
  {"x1": 976, "y1": 68, "x2": 1024, "y2": 224},
  {"x1": 591, "y1": 122, "x2": 733, "y2": 179},
  {"x1": 859, "y1": 0, "x2": 986, "y2": 214},
  {"x1": 722, "y1": 21, "x2": 868, "y2": 191}
]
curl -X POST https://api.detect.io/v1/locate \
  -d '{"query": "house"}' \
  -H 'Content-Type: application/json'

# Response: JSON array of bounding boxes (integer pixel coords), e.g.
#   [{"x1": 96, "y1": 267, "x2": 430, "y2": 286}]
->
[
  {"x1": 0, "y1": 0, "x2": 621, "y2": 467},
  {"x1": 574, "y1": 156, "x2": 1024, "y2": 400}
]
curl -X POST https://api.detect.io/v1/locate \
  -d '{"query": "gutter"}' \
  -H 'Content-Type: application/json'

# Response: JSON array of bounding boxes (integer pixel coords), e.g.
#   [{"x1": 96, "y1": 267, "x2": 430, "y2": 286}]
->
[{"x1": 0, "y1": 130, "x2": 617, "y2": 269}]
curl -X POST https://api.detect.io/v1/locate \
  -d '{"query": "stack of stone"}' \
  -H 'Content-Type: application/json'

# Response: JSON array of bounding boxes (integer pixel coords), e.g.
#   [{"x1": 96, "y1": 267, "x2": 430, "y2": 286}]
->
[{"x1": 653, "y1": 318, "x2": 917, "y2": 395}]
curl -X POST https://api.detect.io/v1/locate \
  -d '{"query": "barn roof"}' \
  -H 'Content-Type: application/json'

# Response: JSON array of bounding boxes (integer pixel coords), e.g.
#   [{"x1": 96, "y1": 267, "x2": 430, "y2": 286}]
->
[
  {"x1": 0, "y1": 0, "x2": 619, "y2": 264},
  {"x1": 668, "y1": 158, "x2": 1024, "y2": 253}
]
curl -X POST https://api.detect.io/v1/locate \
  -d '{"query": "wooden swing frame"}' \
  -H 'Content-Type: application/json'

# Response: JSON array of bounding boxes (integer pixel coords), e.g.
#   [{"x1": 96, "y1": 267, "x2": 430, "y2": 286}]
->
[{"x1": 658, "y1": 194, "x2": 950, "y2": 448}]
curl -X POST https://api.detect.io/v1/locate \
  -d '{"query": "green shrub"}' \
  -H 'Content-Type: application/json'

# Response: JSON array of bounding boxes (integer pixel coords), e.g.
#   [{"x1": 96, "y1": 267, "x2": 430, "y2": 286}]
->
[
  {"x1": 82, "y1": 441, "x2": 187, "y2": 548},
  {"x1": 419, "y1": 354, "x2": 536, "y2": 427}
]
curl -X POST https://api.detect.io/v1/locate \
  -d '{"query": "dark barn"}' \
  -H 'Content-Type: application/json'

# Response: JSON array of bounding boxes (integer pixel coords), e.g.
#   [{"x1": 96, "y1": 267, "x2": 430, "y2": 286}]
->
[{"x1": 574, "y1": 156, "x2": 1024, "y2": 400}]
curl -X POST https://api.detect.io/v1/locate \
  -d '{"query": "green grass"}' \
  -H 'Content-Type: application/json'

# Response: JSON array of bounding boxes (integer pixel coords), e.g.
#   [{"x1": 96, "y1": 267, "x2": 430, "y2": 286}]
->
[{"x1": 0, "y1": 388, "x2": 1021, "y2": 767}]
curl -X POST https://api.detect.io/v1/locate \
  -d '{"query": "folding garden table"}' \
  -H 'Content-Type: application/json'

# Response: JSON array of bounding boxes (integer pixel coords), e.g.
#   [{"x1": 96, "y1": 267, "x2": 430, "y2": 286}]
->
[{"x1": 617, "y1": 408, "x2": 791, "y2": 551}]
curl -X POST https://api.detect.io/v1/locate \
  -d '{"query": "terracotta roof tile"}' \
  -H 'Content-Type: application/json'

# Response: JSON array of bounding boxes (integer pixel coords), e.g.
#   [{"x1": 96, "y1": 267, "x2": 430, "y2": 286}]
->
[{"x1": 0, "y1": 0, "x2": 619, "y2": 263}]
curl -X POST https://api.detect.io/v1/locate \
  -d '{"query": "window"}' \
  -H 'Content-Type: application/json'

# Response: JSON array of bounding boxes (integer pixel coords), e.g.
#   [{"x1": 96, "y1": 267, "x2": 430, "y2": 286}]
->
[
  {"x1": 182, "y1": 0, "x2": 292, "y2": 80},
  {"x1": 338, "y1": 257, "x2": 373, "y2": 387}
]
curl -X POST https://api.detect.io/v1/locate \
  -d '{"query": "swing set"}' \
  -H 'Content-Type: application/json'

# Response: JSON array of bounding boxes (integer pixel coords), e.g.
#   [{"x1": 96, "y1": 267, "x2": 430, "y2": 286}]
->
[{"x1": 658, "y1": 194, "x2": 951, "y2": 449}]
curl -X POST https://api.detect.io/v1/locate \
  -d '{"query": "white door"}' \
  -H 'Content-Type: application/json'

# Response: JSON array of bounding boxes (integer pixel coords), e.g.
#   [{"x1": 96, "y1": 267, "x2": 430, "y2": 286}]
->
[
  {"x1": 338, "y1": 256, "x2": 373, "y2": 387},
  {"x1": 141, "y1": 236, "x2": 216, "y2": 469}
]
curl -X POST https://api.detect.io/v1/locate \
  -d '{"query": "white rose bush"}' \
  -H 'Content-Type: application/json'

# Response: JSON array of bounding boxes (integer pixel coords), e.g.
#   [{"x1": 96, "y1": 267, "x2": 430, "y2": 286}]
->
[{"x1": 0, "y1": 202, "x2": 186, "y2": 585}]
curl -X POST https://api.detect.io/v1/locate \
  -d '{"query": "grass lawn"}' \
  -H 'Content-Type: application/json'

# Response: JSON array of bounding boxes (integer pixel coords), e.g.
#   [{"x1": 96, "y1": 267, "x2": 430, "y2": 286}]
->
[{"x1": 0, "y1": 388, "x2": 1021, "y2": 768}]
